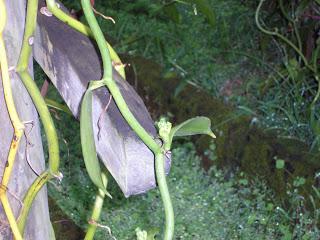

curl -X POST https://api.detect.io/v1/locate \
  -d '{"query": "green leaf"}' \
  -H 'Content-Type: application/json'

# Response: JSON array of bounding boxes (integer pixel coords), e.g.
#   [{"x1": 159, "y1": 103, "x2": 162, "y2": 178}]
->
[
  {"x1": 238, "y1": 105, "x2": 256, "y2": 115},
  {"x1": 316, "y1": 0, "x2": 320, "y2": 6},
  {"x1": 267, "y1": 203, "x2": 274, "y2": 211},
  {"x1": 293, "y1": 177, "x2": 306, "y2": 187},
  {"x1": 45, "y1": 98, "x2": 73, "y2": 115},
  {"x1": 169, "y1": 117, "x2": 215, "y2": 145},
  {"x1": 189, "y1": 0, "x2": 216, "y2": 27},
  {"x1": 135, "y1": 228, "x2": 147, "y2": 240},
  {"x1": 275, "y1": 159, "x2": 285, "y2": 169},
  {"x1": 80, "y1": 89, "x2": 111, "y2": 198},
  {"x1": 239, "y1": 178, "x2": 248, "y2": 186},
  {"x1": 147, "y1": 227, "x2": 159, "y2": 240},
  {"x1": 164, "y1": 3, "x2": 181, "y2": 24}
]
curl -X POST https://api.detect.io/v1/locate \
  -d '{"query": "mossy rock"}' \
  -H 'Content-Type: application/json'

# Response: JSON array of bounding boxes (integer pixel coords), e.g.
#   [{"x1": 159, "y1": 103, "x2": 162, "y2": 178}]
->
[{"x1": 122, "y1": 55, "x2": 320, "y2": 203}]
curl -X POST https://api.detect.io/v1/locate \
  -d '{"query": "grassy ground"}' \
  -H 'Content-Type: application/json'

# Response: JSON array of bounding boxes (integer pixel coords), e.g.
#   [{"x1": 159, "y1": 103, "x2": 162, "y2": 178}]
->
[{"x1": 47, "y1": 110, "x2": 319, "y2": 239}]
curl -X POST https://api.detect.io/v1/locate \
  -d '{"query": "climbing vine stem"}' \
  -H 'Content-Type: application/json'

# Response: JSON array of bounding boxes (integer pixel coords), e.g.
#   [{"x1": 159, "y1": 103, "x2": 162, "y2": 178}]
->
[
  {"x1": 85, "y1": 172, "x2": 108, "y2": 240},
  {"x1": 14, "y1": 0, "x2": 61, "y2": 236},
  {"x1": 17, "y1": 171, "x2": 52, "y2": 233},
  {"x1": 80, "y1": 0, "x2": 161, "y2": 154},
  {"x1": 45, "y1": 0, "x2": 126, "y2": 79},
  {"x1": 155, "y1": 153, "x2": 174, "y2": 240},
  {"x1": 17, "y1": 0, "x2": 60, "y2": 175},
  {"x1": 81, "y1": 0, "x2": 174, "y2": 239},
  {"x1": 255, "y1": 0, "x2": 311, "y2": 71}
]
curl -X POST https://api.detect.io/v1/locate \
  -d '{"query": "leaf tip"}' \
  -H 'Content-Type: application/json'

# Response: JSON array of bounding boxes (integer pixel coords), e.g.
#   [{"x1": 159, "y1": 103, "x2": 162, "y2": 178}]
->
[{"x1": 209, "y1": 132, "x2": 216, "y2": 138}]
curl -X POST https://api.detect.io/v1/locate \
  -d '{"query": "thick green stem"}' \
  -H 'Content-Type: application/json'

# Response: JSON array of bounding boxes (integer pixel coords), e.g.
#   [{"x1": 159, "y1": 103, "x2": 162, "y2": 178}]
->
[
  {"x1": 85, "y1": 172, "x2": 108, "y2": 240},
  {"x1": 105, "y1": 80, "x2": 161, "y2": 153},
  {"x1": 81, "y1": 0, "x2": 160, "y2": 154},
  {"x1": 16, "y1": 0, "x2": 60, "y2": 174},
  {"x1": 17, "y1": 171, "x2": 52, "y2": 233},
  {"x1": 155, "y1": 153, "x2": 174, "y2": 240},
  {"x1": 17, "y1": 72, "x2": 60, "y2": 173},
  {"x1": 45, "y1": 0, "x2": 126, "y2": 79},
  {"x1": 81, "y1": 1, "x2": 174, "y2": 238},
  {"x1": 81, "y1": 0, "x2": 111, "y2": 81},
  {"x1": 15, "y1": 0, "x2": 60, "y2": 236}
]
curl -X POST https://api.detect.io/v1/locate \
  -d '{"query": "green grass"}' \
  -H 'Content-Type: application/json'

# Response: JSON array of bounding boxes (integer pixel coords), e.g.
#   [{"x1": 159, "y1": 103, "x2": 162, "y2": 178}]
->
[{"x1": 47, "y1": 129, "x2": 319, "y2": 239}]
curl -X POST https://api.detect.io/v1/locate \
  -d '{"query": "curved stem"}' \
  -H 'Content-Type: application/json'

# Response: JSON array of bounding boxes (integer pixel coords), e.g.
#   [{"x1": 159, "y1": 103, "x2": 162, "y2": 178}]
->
[
  {"x1": 13, "y1": 1, "x2": 61, "y2": 237},
  {"x1": 278, "y1": 0, "x2": 302, "y2": 63},
  {"x1": 16, "y1": 0, "x2": 60, "y2": 175},
  {"x1": 17, "y1": 171, "x2": 52, "y2": 234},
  {"x1": 81, "y1": 0, "x2": 161, "y2": 154},
  {"x1": 85, "y1": 172, "x2": 108, "y2": 240},
  {"x1": 155, "y1": 153, "x2": 174, "y2": 240},
  {"x1": 45, "y1": 0, "x2": 126, "y2": 79},
  {"x1": 81, "y1": 0, "x2": 111, "y2": 81},
  {"x1": 17, "y1": 72, "x2": 60, "y2": 174},
  {"x1": 256, "y1": 0, "x2": 311, "y2": 71},
  {"x1": 81, "y1": 1, "x2": 173, "y2": 239},
  {"x1": 106, "y1": 80, "x2": 161, "y2": 153}
]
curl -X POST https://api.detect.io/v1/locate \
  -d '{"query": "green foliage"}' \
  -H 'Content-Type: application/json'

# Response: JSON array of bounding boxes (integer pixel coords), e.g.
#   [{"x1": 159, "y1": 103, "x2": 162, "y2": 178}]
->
[
  {"x1": 157, "y1": 116, "x2": 216, "y2": 149},
  {"x1": 275, "y1": 158, "x2": 285, "y2": 169},
  {"x1": 42, "y1": 1, "x2": 320, "y2": 239},
  {"x1": 62, "y1": 0, "x2": 320, "y2": 146},
  {"x1": 63, "y1": 0, "x2": 258, "y2": 94},
  {"x1": 250, "y1": 0, "x2": 320, "y2": 147},
  {"x1": 169, "y1": 116, "x2": 215, "y2": 139},
  {"x1": 48, "y1": 136, "x2": 319, "y2": 239},
  {"x1": 184, "y1": 0, "x2": 216, "y2": 27}
]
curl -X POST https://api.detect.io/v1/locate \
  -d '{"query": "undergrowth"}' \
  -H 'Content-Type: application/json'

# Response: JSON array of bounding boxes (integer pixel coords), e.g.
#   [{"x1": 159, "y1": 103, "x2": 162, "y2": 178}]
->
[
  {"x1": 38, "y1": 73, "x2": 318, "y2": 238},
  {"x1": 35, "y1": 1, "x2": 320, "y2": 238},
  {"x1": 62, "y1": 0, "x2": 320, "y2": 148},
  {"x1": 37, "y1": 78, "x2": 318, "y2": 239},
  {"x1": 64, "y1": 0, "x2": 264, "y2": 95},
  {"x1": 47, "y1": 120, "x2": 319, "y2": 240}
]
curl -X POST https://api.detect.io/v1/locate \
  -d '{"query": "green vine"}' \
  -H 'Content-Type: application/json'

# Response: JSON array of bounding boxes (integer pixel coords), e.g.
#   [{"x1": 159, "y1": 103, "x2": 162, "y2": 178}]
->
[
  {"x1": 255, "y1": 0, "x2": 310, "y2": 71},
  {"x1": 45, "y1": 0, "x2": 126, "y2": 79},
  {"x1": 14, "y1": 0, "x2": 61, "y2": 236},
  {"x1": 16, "y1": 0, "x2": 60, "y2": 175},
  {"x1": 79, "y1": 0, "x2": 176, "y2": 239},
  {"x1": 0, "y1": 1, "x2": 217, "y2": 239},
  {"x1": 0, "y1": 1, "x2": 24, "y2": 238},
  {"x1": 155, "y1": 153, "x2": 174, "y2": 240},
  {"x1": 84, "y1": 172, "x2": 109, "y2": 240},
  {"x1": 256, "y1": 0, "x2": 320, "y2": 106}
]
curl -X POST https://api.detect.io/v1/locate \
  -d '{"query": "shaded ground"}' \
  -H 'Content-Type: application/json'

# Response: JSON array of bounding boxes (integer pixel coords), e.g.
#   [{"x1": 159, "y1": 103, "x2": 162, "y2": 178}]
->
[{"x1": 122, "y1": 55, "x2": 320, "y2": 203}]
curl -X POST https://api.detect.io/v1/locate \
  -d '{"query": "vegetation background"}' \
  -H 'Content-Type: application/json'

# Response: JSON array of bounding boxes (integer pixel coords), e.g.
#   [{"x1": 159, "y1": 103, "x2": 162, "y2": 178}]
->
[{"x1": 34, "y1": 0, "x2": 320, "y2": 239}]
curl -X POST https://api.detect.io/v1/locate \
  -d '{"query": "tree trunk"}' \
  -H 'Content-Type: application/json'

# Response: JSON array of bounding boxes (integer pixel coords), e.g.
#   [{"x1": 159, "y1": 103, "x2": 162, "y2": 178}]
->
[{"x1": 0, "y1": 0, "x2": 51, "y2": 239}]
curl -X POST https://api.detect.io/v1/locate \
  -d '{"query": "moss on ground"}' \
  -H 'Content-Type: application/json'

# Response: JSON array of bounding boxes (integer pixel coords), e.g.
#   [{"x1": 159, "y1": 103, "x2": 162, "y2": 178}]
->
[{"x1": 123, "y1": 55, "x2": 320, "y2": 203}]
